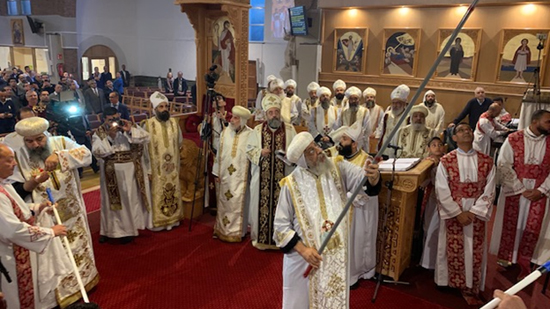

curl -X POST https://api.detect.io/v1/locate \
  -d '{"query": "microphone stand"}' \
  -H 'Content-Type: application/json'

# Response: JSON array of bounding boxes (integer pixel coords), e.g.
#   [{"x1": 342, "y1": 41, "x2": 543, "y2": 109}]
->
[{"x1": 372, "y1": 147, "x2": 409, "y2": 303}]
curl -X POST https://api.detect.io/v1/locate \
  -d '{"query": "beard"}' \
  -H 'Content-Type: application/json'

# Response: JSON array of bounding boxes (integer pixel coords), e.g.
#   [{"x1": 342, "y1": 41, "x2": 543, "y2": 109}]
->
[
  {"x1": 307, "y1": 153, "x2": 334, "y2": 176},
  {"x1": 349, "y1": 104, "x2": 359, "y2": 113},
  {"x1": 286, "y1": 91, "x2": 294, "y2": 98},
  {"x1": 391, "y1": 107, "x2": 404, "y2": 117},
  {"x1": 268, "y1": 117, "x2": 282, "y2": 129},
  {"x1": 366, "y1": 100, "x2": 375, "y2": 108},
  {"x1": 412, "y1": 123, "x2": 424, "y2": 131},
  {"x1": 309, "y1": 95, "x2": 317, "y2": 102},
  {"x1": 229, "y1": 123, "x2": 241, "y2": 132},
  {"x1": 335, "y1": 93, "x2": 345, "y2": 100},
  {"x1": 425, "y1": 99, "x2": 435, "y2": 107},
  {"x1": 321, "y1": 99, "x2": 330, "y2": 110},
  {"x1": 337, "y1": 143, "x2": 353, "y2": 157},
  {"x1": 538, "y1": 125, "x2": 549, "y2": 135},
  {"x1": 157, "y1": 111, "x2": 170, "y2": 122},
  {"x1": 28, "y1": 142, "x2": 52, "y2": 162}
]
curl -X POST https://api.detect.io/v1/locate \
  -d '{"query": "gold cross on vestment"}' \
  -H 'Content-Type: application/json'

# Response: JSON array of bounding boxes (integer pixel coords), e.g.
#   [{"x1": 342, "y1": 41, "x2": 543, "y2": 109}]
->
[
  {"x1": 222, "y1": 216, "x2": 230, "y2": 227},
  {"x1": 66, "y1": 230, "x2": 78, "y2": 243},
  {"x1": 227, "y1": 164, "x2": 237, "y2": 175},
  {"x1": 74, "y1": 254, "x2": 84, "y2": 267},
  {"x1": 225, "y1": 190, "x2": 234, "y2": 200}
]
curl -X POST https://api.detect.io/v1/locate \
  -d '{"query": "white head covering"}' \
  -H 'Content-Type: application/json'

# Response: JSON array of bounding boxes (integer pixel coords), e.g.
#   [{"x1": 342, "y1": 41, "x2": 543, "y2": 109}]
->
[
  {"x1": 423, "y1": 90, "x2": 436, "y2": 102},
  {"x1": 345, "y1": 86, "x2": 362, "y2": 99},
  {"x1": 287, "y1": 132, "x2": 314, "y2": 164},
  {"x1": 344, "y1": 121, "x2": 362, "y2": 142},
  {"x1": 307, "y1": 82, "x2": 320, "y2": 93},
  {"x1": 232, "y1": 106, "x2": 252, "y2": 120},
  {"x1": 410, "y1": 104, "x2": 429, "y2": 117},
  {"x1": 15, "y1": 117, "x2": 49, "y2": 137},
  {"x1": 316, "y1": 86, "x2": 331, "y2": 98},
  {"x1": 284, "y1": 79, "x2": 297, "y2": 89},
  {"x1": 150, "y1": 91, "x2": 169, "y2": 109},
  {"x1": 363, "y1": 87, "x2": 377, "y2": 97},
  {"x1": 262, "y1": 93, "x2": 282, "y2": 111},
  {"x1": 266, "y1": 75, "x2": 277, "y2": 83},
  {"x1": 391, "y1": 84, "x2": 410, "y2": 102},
  {"x1": 269, "y1": 78, "x2": 284, "y2": 92},
  {"x1": 329, "y1": 126, "x2": 348, "y2": 144},
  {"x1": 333, "y1": 79, "x2": 346, "y2": 91}
]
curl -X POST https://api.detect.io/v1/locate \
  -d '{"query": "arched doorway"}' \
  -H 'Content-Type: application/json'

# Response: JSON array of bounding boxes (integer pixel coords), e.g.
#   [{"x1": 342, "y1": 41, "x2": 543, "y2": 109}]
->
[{"x1": 81, "y1": 45, "x2": 118, "y2": 82}]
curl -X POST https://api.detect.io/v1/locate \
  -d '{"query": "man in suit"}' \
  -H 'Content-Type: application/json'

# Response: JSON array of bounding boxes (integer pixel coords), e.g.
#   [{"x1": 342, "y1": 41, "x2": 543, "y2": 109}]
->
[
  {"x1": 49, "y1": 84, "x2": 63, "y2": 102},
  {"x1": 104, "y1": 80, "x2": 116, "y2": 102},
  {"x1": 113, "y1": 72, "x2": 124, "y2": 96},
  {"x1": 84, "y1": 80, "x2": 105, "y2": 114},
  {"x1": 104, "y1": 91, "x2": 130, "y2": 120},
  {"x1": 120, "y1": 64, "x2": 131, "y2": 87},
  {"x1": 174, "y1": 71, "x2": 188, "y2": 96},
  {"x1": 100, "y1": 66, "x2": 113, "y2": 90},
  {"x1": 164, "y1": 72, "x2": 174, "y2": 93}
]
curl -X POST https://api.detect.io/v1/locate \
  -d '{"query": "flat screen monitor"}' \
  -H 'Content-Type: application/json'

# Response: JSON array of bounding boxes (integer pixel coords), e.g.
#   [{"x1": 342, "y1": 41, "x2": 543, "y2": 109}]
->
[{"x1": 288, "y1": 6, "x2": 308, "y2": 36}]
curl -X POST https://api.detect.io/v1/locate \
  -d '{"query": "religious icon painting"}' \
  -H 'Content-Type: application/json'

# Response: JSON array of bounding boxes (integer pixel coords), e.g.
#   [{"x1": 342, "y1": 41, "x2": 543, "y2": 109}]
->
[
  {"x1": 211, "y1": 17, "x2": 236, "y2": 84},
  {"x1": 496, "y1": 29, "x2": 549, "y2": 84},
  {"x1": 381, "y1": 28, "x2": 421, "y2": 77},
  {"x1": 11, "y1": 19, "x2": 25, "y2": 46},
  {"x1": 435, "y1": 28, "x2": 482, "y2": 81},
  {"x1": 333, "y1": 28, "x2": 368, "y2": 73}
]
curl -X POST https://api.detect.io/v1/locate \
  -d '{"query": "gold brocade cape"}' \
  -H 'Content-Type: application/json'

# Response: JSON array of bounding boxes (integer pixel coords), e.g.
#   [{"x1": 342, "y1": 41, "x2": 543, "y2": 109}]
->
[
  {"x1": 144, "y1": 117, "x2": 183, "y2": 228},
  {"x1": 279, "y1": 157, "x2": 349, "y2": 308}
]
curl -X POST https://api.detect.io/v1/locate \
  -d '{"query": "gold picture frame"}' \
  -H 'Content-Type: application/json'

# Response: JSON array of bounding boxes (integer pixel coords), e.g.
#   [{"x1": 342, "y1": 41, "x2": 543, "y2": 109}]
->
[
  {"x1": 381, "y1": 28, "x2": 421, "y2": 77},
  {"x1": 333, "y1": 28, "x2": 368, "y2": 74},
  {"x1": 11, "y1": 19, "x2": 25, "y2": 46},
  {"x1": 496, "y1": 29, "x2": 549, "y2": 85},
  {"x1": 435, "y1": 28, "x2": 482, "y2": 81}
]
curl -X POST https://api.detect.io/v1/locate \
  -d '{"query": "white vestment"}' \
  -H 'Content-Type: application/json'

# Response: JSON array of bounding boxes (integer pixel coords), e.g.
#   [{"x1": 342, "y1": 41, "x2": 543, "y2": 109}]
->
[
  {"x1": 424, "y1": 102, "x2": 446, "y2": 135},
  {"x1": 473, "y1": 117, "x2": 507, "y2": 155},
  {"x1": 10, "y1": 136, "x2": 99, "y2": 306},
  {"x1": 330, "y1": 97, "x2": 348, "y2": 120},
  {"x1": 490, "y1": 128, "x2": 550, "y2": 265},
  {"x1": 435, "y1": 149, "x2": 495, "y2": 290},
  {"x1": 2, "y1": 132, "x2": 24, "y2": 151},
  {"x1": 396, "y1": 125, "x2": 437, "y2": 158},
  {"x1": 281, "y1": 95, "x2": 300, "y2": 125},
  {"x1": 308, "y1": 105, "x2": 338, "y2": 138},
  {"x1": 0, "y1": 183, "x2": 71, "y2": 309},
  {"x1": 336, "y1": 106, "x2": 372, "y2": 152},
  {"x1": 344, "y1": 151, "x2": 378, "y2": 284},
  {"x1": 92, "y1": 126, "x2": 151, "y2": 238},
  {"x1": 375, "y1": 110, "x2": 408, "y2": 157},
  {"x1": 274, "y1": 158, "x2": 371, "y2": 309},
  {"x1": 247, "y1": 122, "x2": 296, "y2": 249},
  {"x1": 212, "y1": 125, "x2": 253, "y2": 242},
  {"x1": 366, "y1": 104, "x2": 385, "y2": 138}
]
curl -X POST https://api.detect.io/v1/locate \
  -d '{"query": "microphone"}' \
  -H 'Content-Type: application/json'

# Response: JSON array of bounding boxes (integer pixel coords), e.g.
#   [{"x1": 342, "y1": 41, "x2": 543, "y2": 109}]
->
[
  {"x1": 0, "y1": 257, "x2": 12, "y2": 283},
  {"x1": 388, "y1": 144, "x2": 402, "y2": 150},
  {"x1": 275, "y1": 150, "x2": 296, "y2": 167}
]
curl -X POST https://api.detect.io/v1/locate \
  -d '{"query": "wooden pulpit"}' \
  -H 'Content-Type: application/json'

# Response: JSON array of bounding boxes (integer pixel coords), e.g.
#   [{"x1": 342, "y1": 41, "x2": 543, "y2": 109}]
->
[{"x1": 376, "y1": 159, "x2": 434, "y2": 281}]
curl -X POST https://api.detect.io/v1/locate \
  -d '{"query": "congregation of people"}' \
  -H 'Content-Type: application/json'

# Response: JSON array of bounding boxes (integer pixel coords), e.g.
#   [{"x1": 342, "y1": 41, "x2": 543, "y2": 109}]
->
[{"x1": 0, "y1": 63, "x2": 545, "y2": 309}]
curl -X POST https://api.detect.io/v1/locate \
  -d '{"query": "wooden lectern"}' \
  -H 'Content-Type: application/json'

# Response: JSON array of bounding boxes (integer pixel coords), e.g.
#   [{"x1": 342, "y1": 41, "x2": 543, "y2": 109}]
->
[
  {"x1": 175, "y1": 0, "x2": 250, "y2": 109},
  {"x1": 376, "y1": 159, "x2": 434, "y2": 281}
]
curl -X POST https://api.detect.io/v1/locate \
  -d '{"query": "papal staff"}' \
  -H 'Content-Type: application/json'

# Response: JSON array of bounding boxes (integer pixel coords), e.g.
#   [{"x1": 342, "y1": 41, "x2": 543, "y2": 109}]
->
[
  {"x1": 46, "y1": 188, "x2": 89, "y2": 303},
  {"x1": 301, "y1": 0, "x2": 482, "y2": 287}
]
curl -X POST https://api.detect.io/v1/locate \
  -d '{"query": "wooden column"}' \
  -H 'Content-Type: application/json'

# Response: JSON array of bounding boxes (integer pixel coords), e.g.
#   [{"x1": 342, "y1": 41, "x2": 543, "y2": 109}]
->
[{"x1": 175, "y1": 0, "x2": 250, "y2": 112}]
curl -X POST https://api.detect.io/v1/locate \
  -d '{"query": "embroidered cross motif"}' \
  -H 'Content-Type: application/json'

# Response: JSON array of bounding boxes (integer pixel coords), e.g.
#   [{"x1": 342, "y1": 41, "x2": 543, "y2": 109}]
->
[
  {"x1": 222, "y1": 216, "x2": 230, "y2": 227},
  {"x1": 209, "y1": 182, "x2": 215, "y2": 190},
  {"x1": 66, "y1": 229, "x2": 78, "y2": 243},
  {"x1": 225, "y1": 190, "x2": 233, "y2": 200},
  {"x1": 227, "y1": 164, "x2": 236, "y2": 175},
  {"x1": 74, "y1": 253, "x2": 84, "y2": 267}
]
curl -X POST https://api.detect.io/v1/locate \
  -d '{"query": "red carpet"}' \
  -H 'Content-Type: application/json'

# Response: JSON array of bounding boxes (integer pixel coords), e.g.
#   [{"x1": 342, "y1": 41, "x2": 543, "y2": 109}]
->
[
  {"x1": 83, "y1": 189, "x2": 101, "y2": 213},
  {"x1": 84, "y1": 219, "x2": 453, "y2": 309}
]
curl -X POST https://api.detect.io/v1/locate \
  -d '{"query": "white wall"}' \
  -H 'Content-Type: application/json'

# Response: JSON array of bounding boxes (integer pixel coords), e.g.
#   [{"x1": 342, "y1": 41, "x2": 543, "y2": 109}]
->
[{"x1": 0, "y1": 15, "x2": 76, "y2": 48}]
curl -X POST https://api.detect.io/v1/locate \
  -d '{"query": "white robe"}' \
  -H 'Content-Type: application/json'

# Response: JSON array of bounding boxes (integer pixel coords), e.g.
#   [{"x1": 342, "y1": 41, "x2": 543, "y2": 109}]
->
[
  {"x1": 375, "y1": 110, "x2": 408, "y2": 157},
  {"x1": 435, "y1": 149, "x2": 495, "y2": 290},
  {"x1": 10, "y1": 136, "x2": 99, "y2": 306},
  {"x1": 92, "y1": 126, "x2": 151, "y2": 238},
  {"x1": 473, "y1": 117, "x2": 507, "y2": 155},
  {"x1": 366, "y1": 104, "x2": 385, "y2": 138},
  {"x1": 212, "y1": 125, "x2": 253, "y2": 241},
  {"x1": 247, "y1": 122, "x2": 296, "y2": 249},
  {"x1": 336, "y1": 106, "x2": 372, "y2": 152},
  {"x1": 281, "y1": 95, "x2": 300, "y2": 125},
  {"x1": 308, "y1": 105, "x2": 338, "y2": 138},
  {"x1": 2, "y1": 132, "x2": 24, "y2": 152},
  {"x1": 330, "y1": 97, "x2": 348, "y2": 120},
  {"x1": 396, "y1": 125, "x2": 437, "y2": 159},
  {"x1": 274, "y1": 159, "x2": 370, "y2": 309},
  {"x1": 490, "y1": 128, "x2": 550, "y2": 265},
  {"x1": 424, "y1": 102, "x2": 445, "y2": 135},
  {"x1": 0, "y1": 182, "x2": 71, "y2": 309}
]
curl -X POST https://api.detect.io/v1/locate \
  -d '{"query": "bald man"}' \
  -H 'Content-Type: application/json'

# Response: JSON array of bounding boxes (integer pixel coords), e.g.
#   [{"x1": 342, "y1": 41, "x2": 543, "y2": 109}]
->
[
  {"x1": 473, "y1": 103, "x2": 510, "y2": 155},
  {"x1": 450, "y1": 87, "x2": 492, "y2": 130}
]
